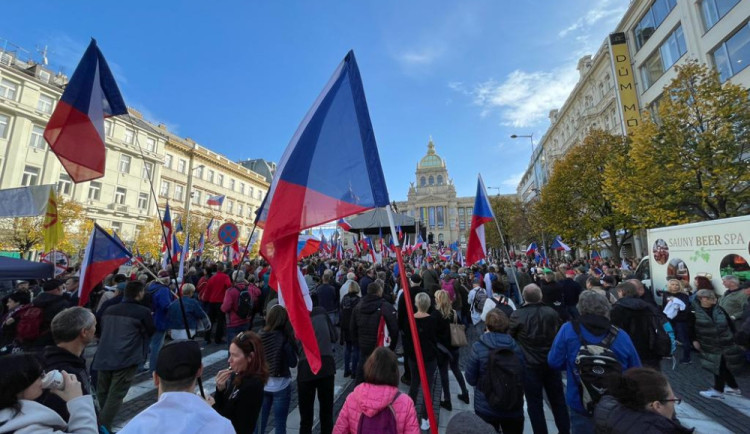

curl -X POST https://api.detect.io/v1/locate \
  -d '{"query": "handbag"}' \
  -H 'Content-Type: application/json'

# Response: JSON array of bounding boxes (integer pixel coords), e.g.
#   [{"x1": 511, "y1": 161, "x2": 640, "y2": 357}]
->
[{"x1": 449, "y1": 310, "x2": 468, "y2": 347}]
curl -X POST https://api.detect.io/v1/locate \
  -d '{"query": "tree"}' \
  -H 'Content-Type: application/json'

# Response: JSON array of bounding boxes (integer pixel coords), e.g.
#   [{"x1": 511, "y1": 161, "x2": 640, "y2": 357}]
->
[
  {"x1": 538, "y1": 129, "x2": 635, "y2": 263},
  {"x1": 485, "y1": 195, "x2": 533, "y2": 255},
  {"x1": 605, "y1": 61, "x2": 750, "y2": 227}
]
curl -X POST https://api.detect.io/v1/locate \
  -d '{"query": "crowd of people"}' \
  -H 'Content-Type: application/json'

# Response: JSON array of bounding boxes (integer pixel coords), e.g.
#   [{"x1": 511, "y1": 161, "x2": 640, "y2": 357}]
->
[{"x1": 0, "y1": 251, "x2": 748, "y2": 434}]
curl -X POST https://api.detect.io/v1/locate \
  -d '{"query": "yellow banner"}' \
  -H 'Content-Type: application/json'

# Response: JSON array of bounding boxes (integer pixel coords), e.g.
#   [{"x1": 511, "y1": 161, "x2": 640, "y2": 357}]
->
[
  {"x1": 609, "y1": 33, "x2": 641, "y2": 135},
  {"x1": 43, "y1": 189, "x2": 63, "y2": 251}
]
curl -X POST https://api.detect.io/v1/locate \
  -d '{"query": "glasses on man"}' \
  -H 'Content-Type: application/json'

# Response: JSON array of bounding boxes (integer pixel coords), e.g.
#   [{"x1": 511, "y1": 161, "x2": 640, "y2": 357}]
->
[{"x1": 661, "y1": 397, "x2": 682, "y2": 405}]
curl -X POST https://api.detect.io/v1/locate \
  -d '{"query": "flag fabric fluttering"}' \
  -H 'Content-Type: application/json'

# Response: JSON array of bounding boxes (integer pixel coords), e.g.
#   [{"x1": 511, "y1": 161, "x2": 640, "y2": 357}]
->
[
  {"x1": 205, "y1": 217, "x2": 214, "y2": 241},
  {"x1": 78, "y1": 224, "x2": 131, "y2": 306},
  {"x1": 526, "y1": 242, "x2": 538, "y2": 255},
  {"x1": 550, "y1": 236, "x2": 571, "y2": 252},
  {"x1": 195, "y1": 233, "x2": 205, "y2": 257},
  {"x1": 297, "y1": 234, "x2": 321, "y2": 259},
  {"x1": 206, "y1": 194, "x2": 225, "y2": 207},
  {"x1": 42, "y1": 188, "x2": 63, "y2": 252},
  {"x1": 43, "y1": 39, "x2": 127, "y2": 183},
  {"x1": 160, "y1": 203, "x2": 173, "y2": 269},
  {"x1": 172, "y1": 233, "x2": 182, "y2": 263},
  {"x1": 256, "y1": 51, "x2": 390, "y2": 374},
  {"x1": 337, "y1": 218, "x2": 352, "y2": 232},
  {"x1": 174, "y1": 216, "x2": 184, "y2": 233},
  {"x1": 177, "y1": 233, "x2": 190, "y2": 282},
  {"x1": 465, "y1": 174, "x2": 495, "y2": 266}
]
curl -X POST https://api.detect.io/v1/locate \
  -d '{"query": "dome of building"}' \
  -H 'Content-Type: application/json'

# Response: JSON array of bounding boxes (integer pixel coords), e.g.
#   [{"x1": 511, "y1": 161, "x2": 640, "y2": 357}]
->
[{"x1": 418, "y1": 138, "x2": 445, "y2": 169}]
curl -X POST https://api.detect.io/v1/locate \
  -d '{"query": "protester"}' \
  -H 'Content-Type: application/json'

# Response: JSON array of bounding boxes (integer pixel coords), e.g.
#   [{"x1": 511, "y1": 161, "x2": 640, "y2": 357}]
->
[
  {"x1": 594, "y1": 367, "x2": 693, "y2": 433},
  {"x1": 719, "y1": 275, "x2": 746, "y2": 321},
  {"x1": 662, "y1": 279, "x2": 692, "y2": 364},
  {"x1": 405, "y1": 292, "x2": 439, "y2": 431},
  {"x1": 339, "y1": 280, "x2": 361, "y2": 378},
  {"x1": 258, "y1": 305, "x2": 298, "y2": 434},
  {"x1": 610, "y1": 282, "x2": 668, "y2": 370},
  {"x1": 333, "y1": 347, "x2": 419, "y2": 434},
  {"x1": 397, "y1": 273, "x2": 430, "y2": 386},
  {"x1": 548, "y1": 291, "x2": 641, "y2": 434},
  {"x1": 339, "y1": 272, "x2": 358, "y2": 302},
  {"x1": 434, "y1": 289, "x2": 470, "y2": 411},
  {"x1": 351, "y1": 280, "x2": 398, "y2": 383},
  {"x1": 28, "y1": 279, "x2": 72, "y2": 349},
  {"x1": 0, "y1": 291, "x2": 30, "y2": 352},
  {"x1": 222, "y1": 274, "x2": 252, "y2": 346},
  {"x1": 445, "y1": 411, "x2": 498, "y2": 434},
  {"x1": 468, "y1": 277, "x2": 487, "y2": 332},
  {"x1": 509, "y1": 284, "x2": 569, "y2": 434},
  {"x1": 0, "y1": 353, "x2": 97, "y2": 433},
  {"x1": 205, "y1": 263, "x2": 232, "y2": 344},
  {"x1": 298, "y1": 305, "x2": 338, "y2": 434},
  {"x1": 93, "y1": 280, "x2": 155, "y2": 431},
  {"x1": 465, "y1": 309, "x2": 526, "y2": 434},
  {"x1": 691, "y1": 289, "x2": 744, "y2": 399},
  {"x1": 167, "y1": 283, "x2": 210, "y2": 340},
  {"x1": 121, "y1": 340, "x2": 235, "y2": 433},
  {"x1": 212, "y1": 332, "x2": 268, "y2": 434},
  {"x1": 147, "y1": 271, "x2": 174, "y2": 373},
  {"x1": 560, "y1": 269, "x2": 582, "y2": 319}
]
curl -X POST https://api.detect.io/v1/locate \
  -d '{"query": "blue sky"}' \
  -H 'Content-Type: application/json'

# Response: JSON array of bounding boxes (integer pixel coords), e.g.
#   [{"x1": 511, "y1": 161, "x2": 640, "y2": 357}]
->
[{"x1": 2, "y1": 0, "x2": 625, "y2": 200}]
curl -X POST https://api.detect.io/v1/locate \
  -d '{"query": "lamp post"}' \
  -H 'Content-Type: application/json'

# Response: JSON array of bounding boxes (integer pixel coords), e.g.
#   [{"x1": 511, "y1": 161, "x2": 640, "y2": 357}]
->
[
  {"x1": 184, "y1": 143, "x2": 204, "y2": 233},
  {"x1": 511, "y1": 133, "x2": 547, "y2": 262}
]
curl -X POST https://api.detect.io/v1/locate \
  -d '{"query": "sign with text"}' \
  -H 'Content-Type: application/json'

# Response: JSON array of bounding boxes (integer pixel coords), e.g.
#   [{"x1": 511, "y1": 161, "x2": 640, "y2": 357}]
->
[{"x1": 609, "y1": 32, "x2": 642, "y2": 135}]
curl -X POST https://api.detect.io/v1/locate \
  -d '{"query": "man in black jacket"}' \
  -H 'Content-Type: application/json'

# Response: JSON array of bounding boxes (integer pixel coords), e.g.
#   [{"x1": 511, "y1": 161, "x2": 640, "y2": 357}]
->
[
  {"x1": 29, "y1": 279, "x2": 71, "y2": 349},
  {"x1": 93, "y1": 280, "x2": 155, "y2": 431},
  {"x1": 509, "y1": 284, "x2": 569, "y2": 434},
  {"x1": 396, "y1": 273, "x2": 432, "y2": 385},
  {"x1": 351, "y1": 280, "x2": 398, "y2": 384},
  {"x1": 611, "y1": 282, "x2": 665, "y2": 370}
]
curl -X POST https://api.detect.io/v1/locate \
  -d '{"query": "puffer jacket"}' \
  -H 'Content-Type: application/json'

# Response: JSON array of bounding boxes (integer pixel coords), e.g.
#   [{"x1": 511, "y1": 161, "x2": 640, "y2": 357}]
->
[
  {"x1": 719, "y1": 288, "x2": 748, "y2": 321},
  {"x1": 0, "y1": 396, "x2": 97, "y2": 434},
  {"x1": 594, "y1": 395, "x2": 694, "y2": 434},
  {"x1": 691, "y1": 301, "x2": 744, "y2": 375},
  {"x1": 464, "y1": 331, "x2": 526, "y2": 419},
  {"x1": 332, "y1": 383, "x2": 419, "y2": 434},
  {"x1": 508, "y1": 302, "x2": 561, "y2": 367},
  {"x1": 351, "y1": 294, "x2": 398, "y2": 356}
]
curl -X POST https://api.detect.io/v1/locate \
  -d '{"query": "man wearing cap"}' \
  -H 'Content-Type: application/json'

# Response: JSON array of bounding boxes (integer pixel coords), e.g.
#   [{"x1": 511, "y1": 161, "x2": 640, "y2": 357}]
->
[{"x1": 119, "y1": 340, "x2": 234, "y2": 434}]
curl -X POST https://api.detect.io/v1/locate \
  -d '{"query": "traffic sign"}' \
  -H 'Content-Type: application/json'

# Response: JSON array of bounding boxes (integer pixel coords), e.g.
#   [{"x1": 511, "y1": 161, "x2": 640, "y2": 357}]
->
[
  {"x1": 41, "y1": 250, "x2": 70, "y2": 276},
  {"x1": 217, "y1": 222, "x2": 239, "y2": 245}
]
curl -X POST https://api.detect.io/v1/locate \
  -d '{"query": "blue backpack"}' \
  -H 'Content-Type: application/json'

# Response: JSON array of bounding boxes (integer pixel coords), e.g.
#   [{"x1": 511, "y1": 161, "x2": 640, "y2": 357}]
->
[{"x1": 357, "y1": 392, "x2": 401, "y2": 434}]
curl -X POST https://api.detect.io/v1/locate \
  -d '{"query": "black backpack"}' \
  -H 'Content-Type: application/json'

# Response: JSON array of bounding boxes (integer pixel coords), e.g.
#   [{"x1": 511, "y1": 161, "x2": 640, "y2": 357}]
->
[
  {"x1": 478, "y1": 346, "x2": 524, "y2": 411},
  {"x1": 572, "y1": 321, "x2": 622, "y2": 415},
  {"x1": 649, "y1": 314, "x2": 673, "y2": 358},
  {"x1": 236, "y1": 288, "x2": 254, "y2": 319}
]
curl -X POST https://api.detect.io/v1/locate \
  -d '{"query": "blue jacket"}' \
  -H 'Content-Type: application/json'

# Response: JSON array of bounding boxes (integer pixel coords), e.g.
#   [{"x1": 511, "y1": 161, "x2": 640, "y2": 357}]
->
[
  {"x1": 547, "y1": 320, "x2": 641, "y2": 415},
  {"x1": 148, "y1": 282, "x2": 173, "y2": 332},
  {"x1": 167, "y1": 297, "x2": 209, "y2": 331},
  {"x1": 464, "y1": 332, "x2": 525, "y2": 419}
]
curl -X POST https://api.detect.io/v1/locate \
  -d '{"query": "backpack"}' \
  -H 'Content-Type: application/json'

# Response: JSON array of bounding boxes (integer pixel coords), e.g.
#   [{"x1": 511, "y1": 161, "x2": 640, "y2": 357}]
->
[
  {"x1": 488, "y1": 295, "x2": 514, "y2": 319},
  {"x1": 572, "y1": 321, "x2": 622, "y2": 415},
  {"x1": 478, "y1": 347, "x2": 525, "y2": 411},
  {"x1": 236, "y1": 288, "x2": 254, "y2": 319},
  {"x1": 649, "y1": 314, "x2": 674, "y2": 357},
  {"x1": 15, "y1": 305, "x2": 44, "y2": 342},
  {"x1": 472, "y1": 287, "x2": 488, "y2": 314},
  {"x1": 357, "y1": 392, "x2": 401, "y2": 434}
]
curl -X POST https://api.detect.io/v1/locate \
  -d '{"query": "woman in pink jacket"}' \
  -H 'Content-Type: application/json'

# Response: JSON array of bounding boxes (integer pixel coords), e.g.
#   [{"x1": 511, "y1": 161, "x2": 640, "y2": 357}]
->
[{"x1": 333, "y1": 347, "x2": 419, "y2": 434}]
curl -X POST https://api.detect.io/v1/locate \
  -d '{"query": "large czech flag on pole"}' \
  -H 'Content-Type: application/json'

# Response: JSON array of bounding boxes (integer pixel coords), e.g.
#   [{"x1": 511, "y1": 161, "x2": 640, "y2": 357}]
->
[
  {"x1": 78, "y1": 224, "x2": 132, "y2": 306},
  {"x1": 466, "y1": 174, "x2": 495, "y2": 266},
  {"x1": 257, "y1": 51, "x2": 390, "y2": 374},
  {"x1": 44, "y1": 39, "x2": 127, "y2": 183}
]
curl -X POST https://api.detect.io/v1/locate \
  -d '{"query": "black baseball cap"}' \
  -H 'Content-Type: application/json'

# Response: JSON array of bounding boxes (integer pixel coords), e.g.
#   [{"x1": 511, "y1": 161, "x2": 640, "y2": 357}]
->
[{"x1": 156, "y1": 340, "x2": 202, "y2": 381}]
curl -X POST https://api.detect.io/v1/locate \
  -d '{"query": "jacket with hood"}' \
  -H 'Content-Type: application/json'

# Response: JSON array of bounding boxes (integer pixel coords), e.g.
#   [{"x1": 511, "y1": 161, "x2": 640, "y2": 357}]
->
[
  {"x1": 332, "y1": 384, "x2": 419, "y2": 434},
  {"x1": 221, "y1": 283, "x2": 251, "y2": 329},
  {"x1": 40, "y1": 345, "x2": 94, "y2": 421},
  {"x1": 30, "y1": 292, "x2": 71, "y2": 347},
  {"x1": 594, "y1": 395, "x2": 694, "y2": 434},
  {"x1": 0, "y1": 395, "x2": 97, "y2": 434},
  {"x1": 147, "y1": 281, "x2": 173, "y2": 332},
  {"x1": 509, "y1": 302, "x2": 561, "y2": 367},
  {"x1": 547, "y1": 314, "x2": 641, "y2": 415},
  {"x1": 690, "y1": 301, "x2": 745, "y2": 375},
  {"x1": 611, "y1": 297, "x2": 666, "y2": 363},
  {"x1": 93, "y1": 299, "x2": 155, "y2": 371},
  {"x1": 351, "y1": 294, "x2": 398, "y2": 357},
  {"x1": 464, "y1": 332, "x2": 526, "y2": 419}
]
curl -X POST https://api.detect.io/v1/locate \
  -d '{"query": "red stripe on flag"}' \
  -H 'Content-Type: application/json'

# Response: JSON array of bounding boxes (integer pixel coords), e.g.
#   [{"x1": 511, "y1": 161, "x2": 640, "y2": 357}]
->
[{"x1": 44, "y1": 101, "x2": 106, "y2": 182}]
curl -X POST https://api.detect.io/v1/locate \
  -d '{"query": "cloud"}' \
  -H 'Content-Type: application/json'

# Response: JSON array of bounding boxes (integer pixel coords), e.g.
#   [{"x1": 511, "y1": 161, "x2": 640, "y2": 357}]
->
[
  {"x1": 558, "y1": 0, "x2": 626, "y2": 39},
  {"x1": 467, "y1": 66, "x2": 579, "y2": 127},
  {"x1": 128, "y1": 101, "x2": 180, "y2": 134},
  {"x1": 501, "y1": 172, "x2": 524, "y2": 188},
  {"x1": 397, "y1": 47, "x2": 444, "y2": 67}
]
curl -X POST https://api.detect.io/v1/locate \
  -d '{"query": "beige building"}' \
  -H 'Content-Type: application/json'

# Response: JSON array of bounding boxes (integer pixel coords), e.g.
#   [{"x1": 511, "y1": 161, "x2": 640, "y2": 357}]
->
[{"x1": 0, "y1": 41, "x2": 268, "y2": 249}]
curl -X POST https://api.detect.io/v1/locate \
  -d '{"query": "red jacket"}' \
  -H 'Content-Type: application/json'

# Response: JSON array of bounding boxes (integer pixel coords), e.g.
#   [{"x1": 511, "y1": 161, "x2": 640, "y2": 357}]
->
[
  {"x1": 333, "y1": 383, "x2": 419, "y2": 434},
  {"x1": 205, "y1": 272, "x2": 231, "y2": 303},
  {"x1": 221, "y1": 284, "x2": 251, "y2": 328}
]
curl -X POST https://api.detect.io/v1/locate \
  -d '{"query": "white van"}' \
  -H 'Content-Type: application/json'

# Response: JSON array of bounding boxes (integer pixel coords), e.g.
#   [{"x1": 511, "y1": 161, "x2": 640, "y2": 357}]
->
[{"x1": 634, "y1": 215, "x2": 750, "y2": 302}]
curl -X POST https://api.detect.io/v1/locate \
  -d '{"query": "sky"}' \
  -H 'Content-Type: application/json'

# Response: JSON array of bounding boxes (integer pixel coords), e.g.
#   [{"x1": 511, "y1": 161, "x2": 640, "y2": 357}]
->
[{"x1": 1, "y1": 0, "x2": 626, "y2": 201}]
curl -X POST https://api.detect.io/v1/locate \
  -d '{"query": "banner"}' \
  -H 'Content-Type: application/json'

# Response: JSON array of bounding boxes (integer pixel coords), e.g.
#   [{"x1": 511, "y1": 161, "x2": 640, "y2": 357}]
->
[{"x1": 609, "y1": 32, "x2": 642, "y2": 135}]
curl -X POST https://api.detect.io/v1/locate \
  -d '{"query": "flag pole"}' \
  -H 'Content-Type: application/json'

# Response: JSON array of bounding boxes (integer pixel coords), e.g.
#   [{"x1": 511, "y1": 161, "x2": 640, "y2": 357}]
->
[
  {"x1": 229, "y1": 223, "x2": 258, "y2": 286},
  {"x1": 385, "y1": 205, "x2": 438, "y2": 434},
  {"x1": 491, "y1": 216, "x2": 523, "y2": 299}
]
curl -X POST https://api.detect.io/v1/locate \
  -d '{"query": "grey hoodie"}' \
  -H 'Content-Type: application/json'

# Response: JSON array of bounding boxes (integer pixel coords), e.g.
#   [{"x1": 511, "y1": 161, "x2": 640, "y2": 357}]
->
[{"x1": 0, "y1": 395, "x2": 97, "y2": 434}]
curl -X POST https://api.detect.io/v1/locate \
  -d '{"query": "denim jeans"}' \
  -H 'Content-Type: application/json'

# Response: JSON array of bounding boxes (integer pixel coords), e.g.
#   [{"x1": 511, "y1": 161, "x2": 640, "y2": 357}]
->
[
  {"x1": 524, "y1": 365, "x2": 570, "y2": 434},
  {"x1": 672, "y1": 320, "x2": 691, "y2": 362},
  {"x1": 569, "y1": 409, "x2": 594, "y2": 434},
  {"x1": 407, "y1": 357, "x2": 437, "y2": 420},
  {"x1": 257, "y1": 383, "x2": 292, "y2": 434},
  {"x1": 148, "y1": 330, "x2": 166, "y2": 373},
  {"x1": 344, "y1": 342, "x2": 359, "y2": 375}
]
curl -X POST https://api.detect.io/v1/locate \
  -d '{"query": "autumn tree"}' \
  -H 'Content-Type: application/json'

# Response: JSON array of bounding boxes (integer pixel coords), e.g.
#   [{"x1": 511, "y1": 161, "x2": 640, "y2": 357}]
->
[
  {"x1": 605, "y1": 61, "x2": 750, "y2": 227},
  {"x1": 538, "y1": 129, "x2": 635, "y2": 263},
  {"x1": 485, "y1": 195, "x2": 534, "y2": 255}
]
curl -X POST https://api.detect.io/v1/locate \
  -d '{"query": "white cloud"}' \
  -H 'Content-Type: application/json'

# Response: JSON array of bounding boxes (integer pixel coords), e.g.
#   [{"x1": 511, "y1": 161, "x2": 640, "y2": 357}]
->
[
  {"x1": 501, "y1": 172, "x2": 524, "y2": 188},
  {"x1": 558, "y1": 0, "x2": 627, "y2": 39},
  {"x1": 468, "y1": 67, "x2": 579, "y2": 127},
  {"x1": 398, "y1": 48, "x2": 444, "y2": 67}
]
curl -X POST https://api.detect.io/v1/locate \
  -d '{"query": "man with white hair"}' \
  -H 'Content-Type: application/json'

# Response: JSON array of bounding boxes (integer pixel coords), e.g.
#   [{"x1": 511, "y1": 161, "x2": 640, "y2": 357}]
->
[
  {"x1": 339, "y1": 272, "x2": 358, "y2": 302},
  {"x1": 719, "y1": 275, "x2": 746, "y2": 321}
]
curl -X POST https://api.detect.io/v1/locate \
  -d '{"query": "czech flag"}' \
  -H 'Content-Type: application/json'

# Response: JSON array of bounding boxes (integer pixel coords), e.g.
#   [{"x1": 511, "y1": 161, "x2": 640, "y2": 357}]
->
[
  {"x1": 466, "y1": 174, "x2": 494, "y2": 266},
  {"x1": 550, "y1": 236, "x2": 571, "y2": 252},
  {"x1": 161, "y1": 203, "x2": 173, "y2": 253},
  {"x1": 78, "y1": 224, "x2": 131, "y2": 306},
  {"x1": 526, "y1": 242, "x2": 537, "y2": 255},
  {"x1": 297, "y1": 234, "x2": 321, "y2": 259},
  {"x1": 195, "y1": 233, "x2": 205, "y2": 257},
  {"x1": 207, "y1": 194, "x2": 225, "y2": 207},
  {"x1": 174, "y1": 216, "x2": 184, "y2": 233},
  {"x1": 44, "y1": 39, "x2": 127, "y2": 183},
  {"x1": 337, "y1": 218, "x2": 352, "y2": 232},
  {"x1": 257, "y1": 51, "x2": 390, "y2": 374}
]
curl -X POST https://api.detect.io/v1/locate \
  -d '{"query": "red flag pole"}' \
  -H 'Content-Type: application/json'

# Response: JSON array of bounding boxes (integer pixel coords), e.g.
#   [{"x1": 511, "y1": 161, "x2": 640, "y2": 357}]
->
[{"x1": 386, "y1": 206, "x2": 438, "y2": 433}]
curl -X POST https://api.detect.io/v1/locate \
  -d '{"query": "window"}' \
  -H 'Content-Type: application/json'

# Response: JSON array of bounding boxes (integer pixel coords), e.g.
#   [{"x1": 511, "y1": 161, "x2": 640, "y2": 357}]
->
[
  {"x1": 138, "y1": 193, "x2": 149, "y2": 211},
  {"x1": 124, "y1": 128, "x2": 135, "y2": 144},
  {"x1": 58, "y1": 174, "x2": 72, "y2": 196},
  {"x1": 195, "y1": 166, "x2": 203, "y2": 179},
  {"x1": 256, "y1": 190, "x2": 262, "y2": 200},
  {"x1": 21, "y1": 166, "x2": 39, "y2": 186},
  {"x1": 29, "y1": 125, "x2": 45, "y2": 149},
  {"x1": 104, "y1": 120, "x2": 113, "y2": 137},
  {"x1": 0, "y1": 114, "x2": 8, "y2": 138},
  {"x1": 0, "y1": 79, "x2": 18, "y2": 100},
  {"x1": 88, "y1": 181, "x2": 101, "y2": 200},
  {"x1": 217, "y1": 174, "x2": 224, "y2": 187},
  {"x1": 160, "y1": 180, "x2": 170, "y2": 197},
  {"x1": 192, "y1": 189, "x2": 201, "y2": 205},
  {"x1": 428, "y1": 207, "x2": 436, "y2": 227},
  {"x1": 437, "y1": 206, "x2": 445, "y2": 229},
  {"x1": 712, "y1": 22, "x2": 750, "y2": 82},
  {"x1": 164, "y1": 154, "x2": 173, "y2": 169},
  {"x1": 207, "y1": 169, "x2": 214, "y2": 183},
  {"x1": 145, "y1": 137, "x2": 156, "y2": 152},
  {"x1": 640, "y1": 25, "x2": 687, "y2": 88},
  {"x1": 420, "y1": 176, "x2": 426, "y2": 186},
  {"x1": 229, "y1": 179, "x2": 235, "y2": 191},
  {"x1": 239, "y1": 182, "x2": 245, "y2": 195},
  {"x1": 227, "y1": 200, "x2": 234, "y2": 214},
  {"x1": 142, "y1": 161, "x2": 154, "y2": 180},
  {"x1": 437, "y1": 175, "x2": 443, "y2": 185},
  {"x1": 174, "y1": 184, "x2": 184, "y2": 201},
  {"x1": 458, "y1": 207, "x2": 466, "y2": 230},
  {"x1": 37, "y1": 94, "x2": 54, "y2": 114},
  {"x1": 115, "y1": 187, "x2": 127, "y2": 205},
  {"x1": 634, "y1": 0, "x2": 677, "y2": 49},
  {"x1": 111, "y1": 221, "x2": 122, "y2": 233},
  {"x1": 238, "y1": 203, "x2": 243, "y2": 217},
  {"x1": 119, "y1": 154, "x2": 131, "y2": 173},
  {"x1": 248, "y1": 186, "x2": 254, "y2": 197},
  {"x1": 701, "y1": 0, "x2": 740, "y2": 30},
  {"x1": 176, "y1": 159, "x2": 186, "y2": 174}
]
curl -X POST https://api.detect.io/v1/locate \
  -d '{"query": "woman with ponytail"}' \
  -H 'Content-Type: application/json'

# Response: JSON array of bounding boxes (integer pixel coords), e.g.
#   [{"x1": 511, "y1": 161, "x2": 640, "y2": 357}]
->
[{"x1": 594, "y1": 367, "x2": 693, "y2": 433}]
